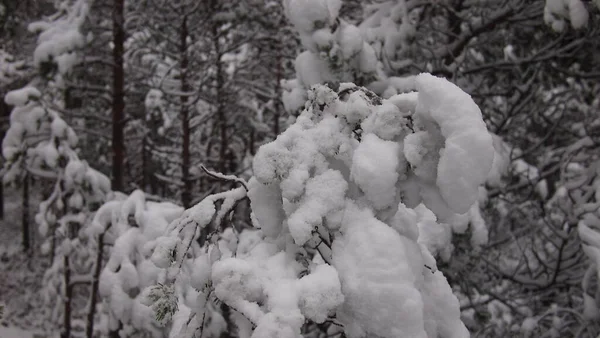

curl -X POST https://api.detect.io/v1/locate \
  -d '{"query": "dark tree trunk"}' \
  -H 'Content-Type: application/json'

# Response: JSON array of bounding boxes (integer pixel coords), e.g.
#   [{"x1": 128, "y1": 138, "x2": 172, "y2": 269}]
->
[
  {"x1": 111, "y1": 0, "x2": 125, "y2": 192},
  {"x1": 274, "y1": 46, "x2": 282, "y2": 137},
  {"x1": 0, "y1": 177, "x2": 4, "y2": 220},
  {"x1": 107, "y1": 0, "x2": 125, "y2": 336},
  {"x1": 86, "y1": 233, "x2": 105, "y2": 338},
  {"x1": 22, "y1": 173, "x2": 30, "y2": 253},
  {"x1": 212, "y1": 17, "x2": 226, "y2": 176},
  {"x1": 0, "y1": 100, "x2": 8, "y2": 220},
  {"x1": 61, "y1": 255, "x2": 72, "y2": 338},
  {"x1": 180, "y1": 15, "x2": 192, "y2": 209},
  {"x1": 142, "y1": 133, "x2": 147, "y2": 192}
]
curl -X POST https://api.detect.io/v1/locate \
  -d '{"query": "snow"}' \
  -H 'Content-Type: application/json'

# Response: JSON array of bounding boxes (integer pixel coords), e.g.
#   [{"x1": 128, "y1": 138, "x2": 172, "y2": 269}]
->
[
  {"x1": 338, "y1": 23, "x2": 364, "y2": 59},
  {"x1": 0, "y1": 51, "x2": 26, "y2": 86},
  {"x1": 295, "y1": 51, "x2": 334, "y2": 88},
  {"x1": 296, "y1": 264, "x2": 344, "y2": 323},
  {"x1": 361, "y1": 101, "x2": 411, "y2": 141},
  {"x1": 351, "y1": 133, "x2": 399, "y2": 210},
  {"x1": 144, "y1": 89, "x2": 164, "y2": 110},
  {"x1": 415, "y1": 204, "x2": 454, "y2": 262},
  {"x1": 118, "y1": 66, "x2": 487, "y2": 337},
  {"x1": 0, "y1": 326, "x2": 35, "y2": 338},
  {"x1": 332, "y1": 202, "x2": 428, "y2": 338},
  {"x1": 288, "y1": 169, "x2": 348, "y2": 245},
  {"x1": 544, "y1": 0, "x2": 589, "y2": 31},
  {"x1": 282, "y1": 79, "x2": 307, "y2": 113},
  {"x1": 4, "y1": 87, "x2": 41, "y2": 106},
  {"x1": 248, "y1": 178, "x2": 286, "y2": 238},
  {"x1": 283, "y1": 0, "x2": 341, "y2": 33},
  {"x1": 95, "y1": 190, "x2": 187, "y2": 335},
  {"x1": 414, "y1": 73, "x2": 494, "y2": 214},
  {"x1": 29, "y1": 0, "x2": 89, "y2": 71}
]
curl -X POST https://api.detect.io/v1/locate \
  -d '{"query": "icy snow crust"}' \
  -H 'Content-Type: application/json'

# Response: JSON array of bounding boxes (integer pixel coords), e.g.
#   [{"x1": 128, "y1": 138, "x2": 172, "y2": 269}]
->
[{"x1": 141, "y1": 74, "x2": 492, "y2": 338}]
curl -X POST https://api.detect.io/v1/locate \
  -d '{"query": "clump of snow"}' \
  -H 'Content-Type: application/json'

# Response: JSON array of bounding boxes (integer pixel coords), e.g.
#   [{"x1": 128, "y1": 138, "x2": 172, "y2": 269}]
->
[
  {"x1": 413, "y1": 73, "x2": 494, "y2": 214},
  {"x1": 96, "y1": 190, "x2": 186, "y2": 335},
  {"x1": 544, "y1": 0, "x2": 590, "y2": 31},
  {"x1": 29, "y1": 0, "x2": 89, "y2": 71},
  {"x1": 351, "y1": 133, "x2": 399, "y2": 210},
  {"x1": 4, "y1": 87, "x2": 41, "y2": 106},
  {"x1": 333, "y1": 202, "x2": 429, "y2": 338}
]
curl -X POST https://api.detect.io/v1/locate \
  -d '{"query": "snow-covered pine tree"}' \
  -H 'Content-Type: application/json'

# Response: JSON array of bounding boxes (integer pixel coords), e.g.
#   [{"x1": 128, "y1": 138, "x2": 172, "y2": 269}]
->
[
  {"x1": 3, "y1": 85, "x2": 111, "y2": 337},
  {"x1": 138, "y1": 70, "x2": 494, "y2": 338},
  {"x1": 2, "y1": 1, "x2": 115, "y2": 336}
]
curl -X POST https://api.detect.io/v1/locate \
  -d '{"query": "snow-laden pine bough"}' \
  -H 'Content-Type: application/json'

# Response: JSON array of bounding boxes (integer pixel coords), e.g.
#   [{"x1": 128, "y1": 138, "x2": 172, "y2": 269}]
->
[
  {"x1": 2, "y1": 86, "x2": 111, "y2": 337},
  {"x1": 99, "y1": 73, "x2": 496, "y2": 338}
]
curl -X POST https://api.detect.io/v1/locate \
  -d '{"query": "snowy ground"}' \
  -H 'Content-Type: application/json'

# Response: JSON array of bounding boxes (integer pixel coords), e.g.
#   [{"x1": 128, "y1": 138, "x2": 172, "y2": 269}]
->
[
  {"x1": 0, "y1": 185, "x2": 49, "y2": 337},
  {"x1": 0, "y1": 326, "x2": 34, "y2": 338}
]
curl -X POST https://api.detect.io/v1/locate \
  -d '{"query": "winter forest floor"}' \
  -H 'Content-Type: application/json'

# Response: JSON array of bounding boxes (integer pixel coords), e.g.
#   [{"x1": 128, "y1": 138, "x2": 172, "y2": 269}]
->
[{"x1": 0, "y1": 185, "x2": 48, "y2": 337}]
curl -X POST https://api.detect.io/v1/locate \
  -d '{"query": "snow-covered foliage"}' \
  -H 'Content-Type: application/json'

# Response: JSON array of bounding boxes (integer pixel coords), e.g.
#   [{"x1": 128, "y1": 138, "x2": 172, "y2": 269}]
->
[
  {"x1": 141, "y1": 72, "x2": 494, "y2": 337},
  {"x1": 39, "y1": 158, "x2": 111, "y2": 331},
  {"x1": 144, "y1": 89, "x2": 171, "y2": 137},
  {"x1": 544, "y1": 0, "x2": 597, "y2": 31},
  {"x1": 3, "y1": 84, "x2": 111, "y2": 335},
  {"x1": 572, "y1": 164, "x2": 600, "y2": 319},
  {"x1": 28, "y1": 0, "x2": 91, "y2": 73},
  {"x1": 2, "y1": 86, "x2": 78, "y2": 183},
  {"x1": 0, "y1": 50, "x2": 27, "y2": 86},
  {"x1": 281, "y1": 0, "x2": 421, "y2": 113},
  {"x1": 90, "y1": 190, "x2": 193, "y2": 336}
]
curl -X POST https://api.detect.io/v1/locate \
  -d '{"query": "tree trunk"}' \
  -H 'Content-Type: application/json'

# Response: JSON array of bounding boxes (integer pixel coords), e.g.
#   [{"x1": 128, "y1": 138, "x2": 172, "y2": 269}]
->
[
  {"x1": 22, "y1": 173, "x2": 30, "y2": 253},
  {"x1": 111, "y1": 0, "x2": 125, "y2": 192},
  {"x1": 0, "y1": 98, "x2": 9, "y2": 220},
  {"x1": 86, "y1": 233, "x2": 105, "y2": 338},
  {"x1": 274, "y1": 45, "x2": 282, "y2": 137},
  {"x1": 142, "y1": 133, "x2": 147, "y2": 192},
  {"x1": 180, "y1": 15, "x2": 192, "y2": 209},
  {"x1": 212, "y1": 18, "x2": 227, "y2": 176},
  {"x1": 62, "y1": 255, "x2": 72, "y2": 338},
  {"x1": 0, "y1": 178, "x2": 4, "y2": 220},
  {"x1": 107, "y1": 0, "x2": 125, "y2": 336}
]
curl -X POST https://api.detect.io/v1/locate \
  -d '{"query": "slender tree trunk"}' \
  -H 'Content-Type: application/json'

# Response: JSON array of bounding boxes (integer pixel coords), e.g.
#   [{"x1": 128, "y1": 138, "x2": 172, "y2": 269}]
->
[
  {"x1": 107, "y1": 0, "x2": 125, "y2": 336},
  {"x1": 274, "y1": 45, "x2": 282, "y2": 137},
  {"x1": 22, "y1": 173, "x2": 30, "y2": 253},
  {"x1": 111, "y1": 0, "x2": 125, "y2": 192},
  {"x1": 212, "y1": 20, "x2": 226, "y2": 175},
  {"x1": 180, "y1": 15, "x2": 192, "y2": 209},
  {"x1": 141, "y1": 133, "x2": 147, "y2": 192},
  {"x1": 62, "y1": 255, "x2": 72, "y2": 338},
  {"x1": 0, "y1": 99, "x2": 8, "y2": 219},
  {"x1": 86, "y1": 232, "x2": 105, "y2": 338},
  {"x1": 0, "y1": 177, "x2": 4, "y2": 220}
]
